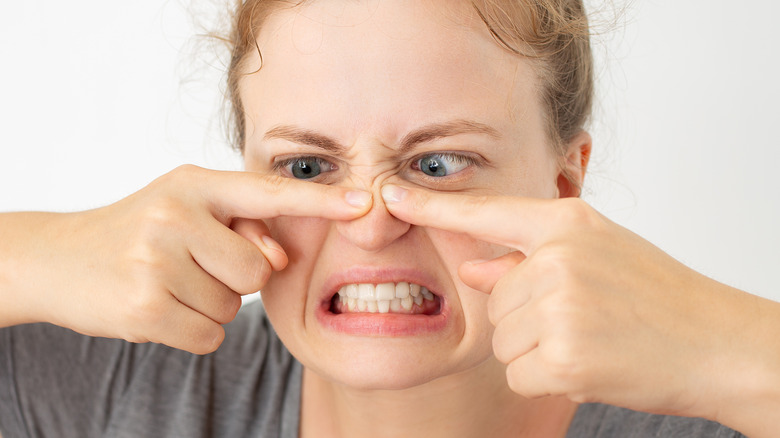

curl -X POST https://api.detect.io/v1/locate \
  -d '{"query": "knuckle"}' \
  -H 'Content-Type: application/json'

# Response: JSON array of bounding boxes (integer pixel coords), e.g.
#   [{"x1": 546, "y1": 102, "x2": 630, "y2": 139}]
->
[
  {"x1": 152, "y1": 164, "x2": 201, "y2": 190},
  {"x1": 226, "y1": 293, "x2": 243, "y2": 319},
  {"x1": 491, "y1": 326, "x2": 511, "y2": 363},
  {"x1": 492, "y1": 341, "x2": 518, "y2": 366},
  {"x1": 234, "y1": 253, "x2": 271, "y2": 294},
  {"x1": 505, "y1": 362, "x2": 539, "y2": 399},
  {"x1": 531, "y1": 244, "x2": 577, "y2": 283},
  {"x1": 536, "y1": 291, "x2": 568, "y2": 319},
  {"x1": 215, "y1": 293, "x2": 242, "y2": 324},
  {"x1": 463, "y1": 194, "x2": 490, "y2": 213},
  {"x1": 260, "y1": 174, "x2": 288, "y2": 196},
  {"x1": 125, "y1": 236, "x2": 171, "y2": 279},
  {"x1": 568, "y1": 392, "x2": 595, "y2": 404},
  {"x1": 125, "y1": 241, "x2": 158, "y2": 270},
  {"x1": 504, "y1": 364, "x2": 524, "y2": 394},
  {"x1": 142, "y1": 204, "x2": 177, "y2": 230},
  {"x1": 124, "y1": 333, "x2": 151, "y2": 344},
  {"x1": 249, "y1": 256, "x2": 272, "y2": 292},
  {"x1": 553, "y1": 197, "x2": 601, "y2": 229},
  {"x1": 539, "y1": 338, "x2": 583, "y2": 386},
  {"x1": 125, "y1": 288, "x2": 167, "y2": 326},
  {"x1": 487, "y1": 288, "x2": 507, "y2": 327},
  {"x1": 194, "y1": 325, "x2": 224, "y2": 355},
  {"x1": 134, "y1": 199, "x2": 190, "y2": 241},
  {"x1": 486, "y1": 296, "x2": 503, "y2": 326},
  {"x1": 172, "y1": 163, "x2": 203, "y2": 178}
]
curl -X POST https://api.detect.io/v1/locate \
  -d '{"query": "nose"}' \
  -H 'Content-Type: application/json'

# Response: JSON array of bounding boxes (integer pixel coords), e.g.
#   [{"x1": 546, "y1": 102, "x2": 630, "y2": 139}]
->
[{"x1": 335, "y1": 186, "x2": 411, "y2": 252}]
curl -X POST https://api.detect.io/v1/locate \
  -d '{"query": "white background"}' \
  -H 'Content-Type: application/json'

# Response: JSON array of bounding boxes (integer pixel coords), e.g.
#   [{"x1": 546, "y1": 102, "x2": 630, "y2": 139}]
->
[{"x1": 1, "y1": 1, "x2": 778, "y2": 302}]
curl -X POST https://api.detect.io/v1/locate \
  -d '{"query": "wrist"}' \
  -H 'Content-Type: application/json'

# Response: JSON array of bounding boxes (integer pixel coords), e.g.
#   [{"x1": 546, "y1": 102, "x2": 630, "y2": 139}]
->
[{"x1": 698, "y1": 285, "x2": 780, "y2": 437}]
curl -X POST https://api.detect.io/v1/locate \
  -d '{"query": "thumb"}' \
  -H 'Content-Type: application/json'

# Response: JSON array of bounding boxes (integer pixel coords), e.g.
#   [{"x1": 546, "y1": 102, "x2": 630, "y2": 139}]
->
[
  {"x1": 458, "y1": 251, "x2": 526, "y2": 294},
  {"x1": 230, "y1": 218, "x2": 288, "y2": 271}
]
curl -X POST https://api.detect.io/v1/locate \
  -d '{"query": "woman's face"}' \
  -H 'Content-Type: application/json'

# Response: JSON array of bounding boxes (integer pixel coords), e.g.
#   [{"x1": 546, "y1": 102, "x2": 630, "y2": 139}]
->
[{"x1": 241, "y1": 0, "x2": 565, "y2": 389}]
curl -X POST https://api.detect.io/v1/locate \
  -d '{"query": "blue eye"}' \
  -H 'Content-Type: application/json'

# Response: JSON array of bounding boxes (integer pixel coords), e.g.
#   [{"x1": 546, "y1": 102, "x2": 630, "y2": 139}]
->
[
  {"x1": 291, "y1": 158, "x2": 320, "y2": 179},
  {"x1": 414, "y1": 153, "x2": 472, "y2": 177},
  {"x1": 277, "y1": 156, "x2": 336, "y2": 180}
]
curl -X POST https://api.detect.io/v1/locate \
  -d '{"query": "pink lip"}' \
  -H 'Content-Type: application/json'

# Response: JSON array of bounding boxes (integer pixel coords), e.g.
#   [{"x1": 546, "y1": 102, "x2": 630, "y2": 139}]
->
[{"x1": 315, "y1": 266, "x2": 450, "y2": 337}]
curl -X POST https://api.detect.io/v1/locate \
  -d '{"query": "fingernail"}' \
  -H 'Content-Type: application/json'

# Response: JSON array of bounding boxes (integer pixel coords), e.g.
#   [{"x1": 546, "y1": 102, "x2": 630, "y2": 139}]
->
[
  {"x1": 381, "y1": 184, "x2": 408, "y2": 204},
  {"x1": 345, "y1": 190, "x2": 372, "y2": 208},
  {"x1": 465, "y1": 259, "x2": 490, "y2": 266},
  {"x1": 260, "y1": 235, "x2": 284, "y2": 253}
]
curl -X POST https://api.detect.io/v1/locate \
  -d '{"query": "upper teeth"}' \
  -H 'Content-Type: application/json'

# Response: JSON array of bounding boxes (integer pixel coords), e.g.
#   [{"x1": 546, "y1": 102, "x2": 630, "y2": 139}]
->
[{"x1": 336, "y1": 282, "x2": 435, "y2": 313}]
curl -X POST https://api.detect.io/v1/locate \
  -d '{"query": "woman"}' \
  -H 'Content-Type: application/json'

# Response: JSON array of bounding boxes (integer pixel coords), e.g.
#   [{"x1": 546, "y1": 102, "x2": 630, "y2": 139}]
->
[{"x1": 1, "y1": 1, "x2": 778, "y2": 437}]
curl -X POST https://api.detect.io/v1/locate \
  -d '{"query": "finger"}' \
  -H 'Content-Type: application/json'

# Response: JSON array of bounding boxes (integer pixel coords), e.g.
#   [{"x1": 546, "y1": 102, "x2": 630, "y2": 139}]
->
[
  {"x1": 485, "y1": 263, "x2": 536, "y2": 325},
  {"x1": 505, "y1": 349, "x2": 561, "y2": 399},
  {"x1": 491, "y1": 304, "x2": 539, "y2": 364},
  {"x1": 168, "y1": 266, "x2": 242, "y2": 325},
  {"x1": 143, "y1": 296, "x2": 226, "y2": 355},
  {"x1": 458, "y1": 251, "x2": 526, "y2": 294},
  {"x1": 195, "y1": 168, "x2": 373, "y2": 222},
  {"x1": 381, "y1": 184, "x2": 551, "y2": 253},
  {"x1": 188, "y1": 216, "x2": 274, "y2": 295},
  {"x1": 231, "y1": 218, "x2": 288, "y2": 270}
]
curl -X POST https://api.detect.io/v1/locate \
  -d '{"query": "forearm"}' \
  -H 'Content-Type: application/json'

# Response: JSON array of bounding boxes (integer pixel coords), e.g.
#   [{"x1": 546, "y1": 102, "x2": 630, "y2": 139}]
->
[
  {"x1": 0, "y1": 211, "x2": 79, "y2": 327},
  {"x1": 699, "y1": 284, "x2": 780, "y2": 438}
]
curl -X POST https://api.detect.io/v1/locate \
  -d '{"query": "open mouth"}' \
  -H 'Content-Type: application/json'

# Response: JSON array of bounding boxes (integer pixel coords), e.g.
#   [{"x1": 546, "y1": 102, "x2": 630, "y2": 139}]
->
[{"x1": 329, "y1": 282, "x2": 442, "y2": 315}]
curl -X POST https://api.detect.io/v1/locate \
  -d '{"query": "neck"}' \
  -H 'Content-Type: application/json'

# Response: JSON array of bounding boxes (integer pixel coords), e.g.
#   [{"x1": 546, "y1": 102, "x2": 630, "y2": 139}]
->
[{"x1": 300, "y1": 358, "x2": 577, "y2": 438}]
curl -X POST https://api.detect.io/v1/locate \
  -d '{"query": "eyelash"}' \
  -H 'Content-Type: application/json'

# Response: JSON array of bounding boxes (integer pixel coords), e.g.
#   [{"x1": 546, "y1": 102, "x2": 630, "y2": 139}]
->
[
  {"x1": 272, "y1": 155, "x2": 336, "y2": 174},
  {"x1": 410, "y1": 152, "x2": 479, "y2": 174},
  {"x1": 272, "y1": 152, "x2": 482, "y2": 180}
]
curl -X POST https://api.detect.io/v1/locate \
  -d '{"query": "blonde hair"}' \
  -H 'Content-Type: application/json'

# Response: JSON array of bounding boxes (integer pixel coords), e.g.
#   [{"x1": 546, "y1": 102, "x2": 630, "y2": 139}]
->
[{"x1": 224, "y1": 0, "x2": 593, "y2": 156}]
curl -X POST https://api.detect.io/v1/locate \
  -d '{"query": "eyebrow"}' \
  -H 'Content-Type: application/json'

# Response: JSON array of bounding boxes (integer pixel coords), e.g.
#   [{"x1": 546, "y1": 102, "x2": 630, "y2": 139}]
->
[
  {"x1": 262, "y1": 119, "x2": 501, "y2": 153},
  {"x1": 262, "y1": 125, "x2": 342, "y2": 152}
]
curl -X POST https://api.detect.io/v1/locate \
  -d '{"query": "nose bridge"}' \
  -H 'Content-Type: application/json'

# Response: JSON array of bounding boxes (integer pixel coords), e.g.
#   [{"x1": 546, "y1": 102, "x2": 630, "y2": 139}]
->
[{"x1": 335, "y1": 182, "x2": 411, "y2": 252}]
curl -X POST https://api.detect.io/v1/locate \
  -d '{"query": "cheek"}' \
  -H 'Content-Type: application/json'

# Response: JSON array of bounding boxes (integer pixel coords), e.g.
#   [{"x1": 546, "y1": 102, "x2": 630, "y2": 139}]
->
[
  {"x1": 260, "y1": 217, "x2": 330, "y2": 318},
  {"x1": 425, "y1": 228, "x2": 508, "y2": 342},
  {"x1": 266, "y1": 217, "x2": 330, "y2": 268},
  {"x1": 425, "y1": 228, "x2": 511, "y2": 278}
]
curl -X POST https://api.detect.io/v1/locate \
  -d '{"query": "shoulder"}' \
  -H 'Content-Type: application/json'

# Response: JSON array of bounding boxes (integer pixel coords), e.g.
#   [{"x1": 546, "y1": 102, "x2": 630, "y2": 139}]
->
[
  {"x1": 111, "y1": 299, "x2": 296, "y2": 404},
  {"x1": 1, "y1": 300, "x2": 301, "y2": 438},
  {"x1": 568, "y1": 404, "x2": 746, "y2": 438},
  {"x1": 102, "y1": 300, "x2": 301, "y2": 437},
  {"x1": 210, "y1": 299, "x2": 299, "y2": 382}
]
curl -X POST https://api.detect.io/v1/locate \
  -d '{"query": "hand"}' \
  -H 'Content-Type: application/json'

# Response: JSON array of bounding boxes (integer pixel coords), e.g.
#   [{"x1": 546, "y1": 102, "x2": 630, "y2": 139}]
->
[
  {"x1": 1, "y1": 165, "x2": 371, "y2": 354},
  {"x1": 381, "y1": 183, "x2": 780, "y2": 431}
]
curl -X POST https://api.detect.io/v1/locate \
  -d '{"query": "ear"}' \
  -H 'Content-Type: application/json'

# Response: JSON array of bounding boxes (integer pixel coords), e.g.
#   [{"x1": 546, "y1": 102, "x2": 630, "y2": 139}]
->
[{"x1": 556, "y1": 130, "x2": 592, "y2": 198}]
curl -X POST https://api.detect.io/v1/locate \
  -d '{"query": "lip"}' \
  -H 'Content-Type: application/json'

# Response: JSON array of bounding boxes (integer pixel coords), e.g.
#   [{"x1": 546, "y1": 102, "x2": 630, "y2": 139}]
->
[{"x1": 316, "y1": 266, "x2": 450, "y2": 336}]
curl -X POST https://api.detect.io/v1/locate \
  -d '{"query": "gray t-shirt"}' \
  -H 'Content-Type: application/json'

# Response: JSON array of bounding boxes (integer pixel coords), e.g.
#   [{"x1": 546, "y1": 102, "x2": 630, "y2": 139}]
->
[{"x1": 0, "y1": 301, "x2": 744, "y2": 437}]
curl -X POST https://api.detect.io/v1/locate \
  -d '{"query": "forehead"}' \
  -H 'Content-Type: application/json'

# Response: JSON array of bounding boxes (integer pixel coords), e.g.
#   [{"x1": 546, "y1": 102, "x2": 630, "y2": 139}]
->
[{"x1": 240, "y1": 0, "x2": 543, "y2": 144}]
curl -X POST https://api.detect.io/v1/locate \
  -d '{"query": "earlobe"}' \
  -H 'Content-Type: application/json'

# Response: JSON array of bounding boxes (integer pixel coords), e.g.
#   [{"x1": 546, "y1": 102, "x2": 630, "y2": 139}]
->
[{"x1": 556, "y1": 130, "x2": 592, "y2": 199}]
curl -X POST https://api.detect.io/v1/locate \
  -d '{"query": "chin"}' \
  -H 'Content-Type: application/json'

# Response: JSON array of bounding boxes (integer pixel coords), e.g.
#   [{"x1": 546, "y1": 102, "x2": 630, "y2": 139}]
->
[{"x1": 300, "y1": 336, "x2": 494, "y2": 391}]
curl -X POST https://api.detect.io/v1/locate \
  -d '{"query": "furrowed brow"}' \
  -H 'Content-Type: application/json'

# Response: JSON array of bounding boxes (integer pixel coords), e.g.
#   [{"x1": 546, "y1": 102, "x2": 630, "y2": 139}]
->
[
  {"x1": 399, "y1": 120, "x2": 501, "y2": 153},
  {"x1": 263, "y1": 125, "x2": 344, "y2": 152},
  {"x1": 263, "y1": 120, "x2": 500, "y2": 153}
]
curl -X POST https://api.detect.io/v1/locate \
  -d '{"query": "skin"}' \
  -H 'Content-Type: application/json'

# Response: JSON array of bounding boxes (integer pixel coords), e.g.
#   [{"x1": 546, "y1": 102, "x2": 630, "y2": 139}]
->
[
  {"x1": 384, "y1": 185, "x2": 780, "y2": 437},
  {"x1": 237, "y1": 1, "x2": 585, "y2": 436},
  {"x1": 237, "y1": 1, "x2": 780, "y2": 437},
  {"x1": 243, "y1": 0, "x2": 558, "y2": 387},
  {"x1": 0, "y1": 168, "x2": 371, "y2": 353},
  {"x1": 1, "y1": 0, "x2": 778, "y2": 437}
]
